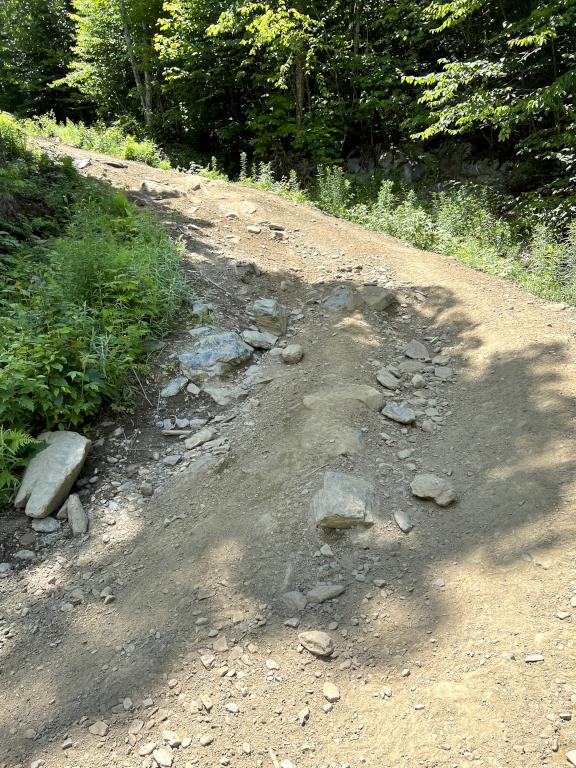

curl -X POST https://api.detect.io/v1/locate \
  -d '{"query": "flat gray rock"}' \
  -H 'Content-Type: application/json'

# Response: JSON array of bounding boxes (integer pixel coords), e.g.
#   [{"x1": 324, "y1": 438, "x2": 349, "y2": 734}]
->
[
  {"x1": 382, "y1": 402, "x2": 416, "y2": 424},
  {"x1": 410, "y1": 474, "x2": 456, "y2": 506},
  {"x1": 160, "y1": 376, "x2": 189, "y2": 398},
  {"x1": 405, "y1": 339, "x2": 430, "y2": 360},
  {"x1": 298, "y1": 630, "x2": 334, "y2": 656},
  {"x1": 179, "y1": 330, "x2": 253, "y2": 382},
  {"x1": 202, "y1": 383, "x2": 247, "y2": 406},
  {"x1": 283, "y1": 591, "x2": 308, "y2": 612},
  {"x1": 241, "y1": 329, "x2": 278, "y2": 349},
  {"x1": 303, "y1": 385, "x2": 384, "y2": 413},
  {"x1": 66, "y1": 494, "x2": 89, "y2": 535},
  {"x1": 376, "y1": 368, "x2": 400, "y2": 390},
  {"x1": 312, "y1": 470, "x2": 377, "y2": 529},
  {"x1": 31, "y1": 517, "x2": 60, "y2": 533},
  {"x1": 15, "y1": 432, "x2": 91, "y2": 519},
  {"x1": 306, "y1": 584, "x2": 346, "y2": 604},
  {"x1": 247, "y1": 298, "x2": 288, "y2": 336}
]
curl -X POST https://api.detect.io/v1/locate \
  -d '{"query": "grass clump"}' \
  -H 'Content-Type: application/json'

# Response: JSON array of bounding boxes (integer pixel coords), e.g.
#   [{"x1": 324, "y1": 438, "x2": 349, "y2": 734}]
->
[{"x1": 23, "y1": 113, "x2": 170, "y2": 168}]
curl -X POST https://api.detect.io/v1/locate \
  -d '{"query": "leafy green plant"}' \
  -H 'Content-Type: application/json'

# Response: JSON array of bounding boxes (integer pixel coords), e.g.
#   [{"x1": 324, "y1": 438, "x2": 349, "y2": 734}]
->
[
  {"x1": 23, "y1": 113, "x2": 170, "y2": 168},
  {"x1": 0, "y1": 429, "x2": 41, "y2": 504},
  {"x1": 0, "y1": 112, "x2": 26, "y2": 162}
]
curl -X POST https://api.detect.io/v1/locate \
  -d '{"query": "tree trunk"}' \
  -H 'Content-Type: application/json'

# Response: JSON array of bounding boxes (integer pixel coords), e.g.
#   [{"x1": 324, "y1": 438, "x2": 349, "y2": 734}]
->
[
  {"x1": 118, "y1": 0, "x2": 152, "y2": 128},
  {"x1": 294, "y1": 54, "x2": 305, "y2": 127}
]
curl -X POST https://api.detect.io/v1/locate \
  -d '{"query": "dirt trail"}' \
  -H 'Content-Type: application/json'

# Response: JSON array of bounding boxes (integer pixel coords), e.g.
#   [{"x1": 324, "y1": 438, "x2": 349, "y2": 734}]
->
[{"x1": 2, "y1": 141, "x2": 576, "y2": 768}]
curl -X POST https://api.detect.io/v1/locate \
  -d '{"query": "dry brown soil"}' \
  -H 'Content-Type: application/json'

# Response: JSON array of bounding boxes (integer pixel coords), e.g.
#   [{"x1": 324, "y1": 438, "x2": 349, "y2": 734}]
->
[{"x1": 1, "y1": 141, "x2": 576, "y2": 768}]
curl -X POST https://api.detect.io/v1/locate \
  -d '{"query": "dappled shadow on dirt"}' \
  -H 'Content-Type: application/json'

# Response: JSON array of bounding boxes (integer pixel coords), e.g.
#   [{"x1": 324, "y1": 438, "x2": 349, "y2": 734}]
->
[{"x1": 1, "y1": 158, "x2": 575, "y2": 765}]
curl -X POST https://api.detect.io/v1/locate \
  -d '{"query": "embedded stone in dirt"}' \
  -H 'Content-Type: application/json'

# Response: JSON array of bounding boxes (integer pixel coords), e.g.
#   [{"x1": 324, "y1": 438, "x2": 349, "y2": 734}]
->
[
  {"x1": 283, "y1": 591, "x2": 308, "y2": 613},
  {"x1": 202, "y1": 383, "x2": 247, "y2": 406},
  {"x1": 15, "y1": 431, "x2": 91, "y2": 519},
  {"x1": 410, "y1": 474, "x2": 456, "y2": 506},
  {"x1": 393, "y1": 509, "x2": 414, "y2": 533},
  {"x1": 247, "y1": 225, "x2": 262, "y2": 234},
  {"x1": 355, "y1": 285, "x2": 397, "y2": 311},
  {"x1": 435, "y1": 365, "x2": 454, "y2": 379},
  {"x1": 179, "y1": 330, "x2": 253, "y2": 382},
  {"x1": 324, "y1": 286, "x2": 356, "y2": 311},
  {"x1": 65, "y1": 494, "x2": 89, "y2": 535},
  {"x1": 411, "y1": 373, "x2": 426, "y2": 388},
  {"x1": 140, "y1": 178, "x2": 181, "y2": 198},
  {"x1": 303, "y1": 384, "x2": 384, "y2": 412},
  {"x1": 152, "y1": 747, "x2": 173, "y2": 767},
  {"x1": 234, "y1": 260, "x2": 261, "y2": 282},
  {"x1": 298, "y1": 630, "x2": 334, "y2": 656},
  {"x1": 192, "y1": 300, "x2": 214, "y2": 316},
  {"x1": 405, "y1": 339, "x2": 430, "y2": 360},
  {"x1": 376, "y1": 368, "x2": 400, "y2": 390},
  {"x1": 160, "y1": 376, "x2": 189, "y2": 398},
  {"x1": 382, "y1": 402, "x2": 416, "y2": 425},
  {"x1": 281, "y1": 344, "x2": 304, "y2": 364},
  {"x1": 184, "y1": 427, "x2": 217, "y2": 450},
  {"x1": 306, "y1": 584, "x2": 346, "y2": 604},
  {"x1": 241, "y1": 329, "x2": 278, "y2": 349},
  {"x1": 88, "y1": 720, "x2": 109, "y2": 737},
  {"x1": 312, "y1": 470, "x2": 377, "y2": 529},
  {"x1": 247, "y1": 298, "x2": 288, "y2": 336},
  {"x1": 566, "y1": 750, "x2": 576, "y2": 766}
]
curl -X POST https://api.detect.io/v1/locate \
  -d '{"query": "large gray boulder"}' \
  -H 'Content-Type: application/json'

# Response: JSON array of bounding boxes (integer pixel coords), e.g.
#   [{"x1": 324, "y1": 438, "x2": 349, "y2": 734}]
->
[
  {"x1": 312, "y1": 470, "x2": 377, "y2": 529},
  {"x1": 247, "y1": 298, "x2": 288, "y2": 336},
  {"x1": 179, "y1": 328, "x2": 253, "y2": 382},
  {"x1": 15, "y1": 432, "x2": 91, "y2": 519}
]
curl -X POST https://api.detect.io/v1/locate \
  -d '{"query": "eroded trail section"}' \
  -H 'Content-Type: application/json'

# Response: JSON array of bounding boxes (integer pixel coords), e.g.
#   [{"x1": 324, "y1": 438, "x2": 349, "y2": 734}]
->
[{"x1": 2, "y1": 143, "x2": 576, "y2": 768}]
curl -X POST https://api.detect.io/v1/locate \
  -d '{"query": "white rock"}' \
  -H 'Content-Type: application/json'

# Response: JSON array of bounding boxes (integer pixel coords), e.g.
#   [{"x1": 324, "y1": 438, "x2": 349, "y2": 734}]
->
[
  {"x1": 322, "y1": 681, "x2": 341, "y2": 702},
  {"x1": 88, "y1": 720, "x2": 109, "y2": 737},
  {"x1": 184, "y1": 428, "x2": 217, "y2": 450},
  {"x1": 152, "y1": 747, "x2": 173, "y2": 767},
  {"x1": 298, "y1": 630, "x2": 334, "y2": 656},
  {"x1": 410, "y1": 474, "x2": 456, "y2": 507},
  {"x1": 15, "y1": 432, "x2": 91, "y2": 519},
  {"x1": 281, "y1": 344, "x2": 304, "y2": 364}
]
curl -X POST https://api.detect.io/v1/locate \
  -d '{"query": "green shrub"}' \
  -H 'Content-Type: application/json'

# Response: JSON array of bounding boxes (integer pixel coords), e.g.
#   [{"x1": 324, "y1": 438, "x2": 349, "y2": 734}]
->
[
  {"x1": 0, "y1": 112, "x2": 26, "y2": 163},
  {"x1": 23, "y1": 113, "x2": 169, "y2": 168},
  {"x1": 0, "y1": 139, "x2": 190, "y2": 501},
  {"x1": 0, "y1": 429, "x2": 41, "y2": 504},
  {"x1": 316, "y1": 165, "x2": 351, "y2": 215}
]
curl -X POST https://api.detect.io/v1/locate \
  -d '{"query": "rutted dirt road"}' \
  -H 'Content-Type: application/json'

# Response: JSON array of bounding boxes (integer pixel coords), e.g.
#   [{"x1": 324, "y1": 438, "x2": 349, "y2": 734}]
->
[{"x1": 2, "y1": 141, "x2": 576, "y2": 768}]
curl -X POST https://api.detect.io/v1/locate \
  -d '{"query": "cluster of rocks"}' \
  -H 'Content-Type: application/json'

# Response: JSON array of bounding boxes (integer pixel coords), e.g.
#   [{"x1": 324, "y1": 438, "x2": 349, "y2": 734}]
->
[{"x1": 5, "y1": 431, "x2": 92, "y2": 566}]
